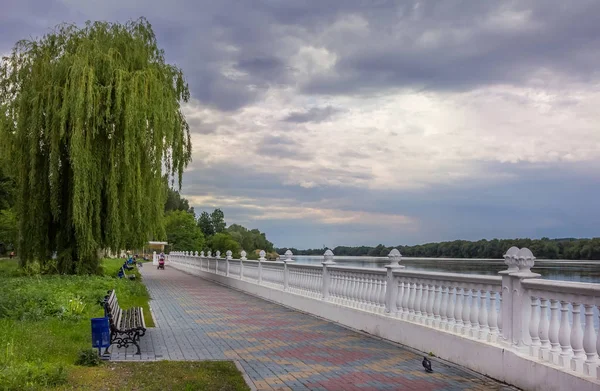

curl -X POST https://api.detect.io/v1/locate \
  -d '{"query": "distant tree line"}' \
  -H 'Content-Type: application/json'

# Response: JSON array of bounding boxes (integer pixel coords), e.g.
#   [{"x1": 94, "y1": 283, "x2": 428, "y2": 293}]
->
[{"x1": 277, "y1": 237, "x2": 600, "y2": 260}]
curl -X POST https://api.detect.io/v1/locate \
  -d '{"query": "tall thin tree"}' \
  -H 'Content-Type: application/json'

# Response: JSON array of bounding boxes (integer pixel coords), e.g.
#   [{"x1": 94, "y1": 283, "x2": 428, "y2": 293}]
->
[{"x1": 0, "y1": 18, "x2": 192, "y2": 273}]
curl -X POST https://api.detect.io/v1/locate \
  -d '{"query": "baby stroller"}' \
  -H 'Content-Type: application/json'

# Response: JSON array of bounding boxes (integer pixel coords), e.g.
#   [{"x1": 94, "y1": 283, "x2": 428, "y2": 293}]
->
[{"x1": 157, "y1": 256, "x2": 165, "y2": 270}]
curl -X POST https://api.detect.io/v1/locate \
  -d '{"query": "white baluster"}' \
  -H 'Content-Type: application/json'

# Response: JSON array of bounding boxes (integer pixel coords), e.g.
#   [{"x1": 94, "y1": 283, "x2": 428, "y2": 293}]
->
[
  {"x1": 570, "y1": 303, "x2": 585, "y2": 373},
  {"x1": 414, "y1": 282, "x2": 424, "y2": 321},
  {"x1": 395, "y1": 279, "x2": 404, "y2": 317},
  {"x1": 454, "y1": 287, "x2": 464, "y2": 334},
  {"x1": 529, "y1": 297, "x2": 541, "y2": 357},
  {"x1": 549, "y1": 299, "x2": 561, "y2": 364},
  {"x1": 346, "y1": 274, "x2": 354, "y2": 306},
  {"x1": 401, "y1": 279, "x2": 411, "y2": 320},
  {"x1": 538, "y1": 298, "x2": 550, "y2": 361},
  {"x1": 421, "y1": 282, "x2": 431, "y2": 325},
  {"x1": 498, "y1": 293, "x2": 503, "y2": 335},
  {"x1": 369, "y1": 277, "x2": 378, "y2": 312},
  {"x1": 558, "y1": 300, "x2": 573, "y2": 367},
  {"x1": 446, "y1": 286, "x2": 456, "y2": 332},
  {"x1": 358, "y1": 274, "x2": 367, "y2": 309},
  {"x1": 469, "y1": 289, "x2": 480, "y2": 338},
  {"x1": 488, "y1": 291, "x2": 499, "y2": 342},
  {"x1": 432, "y1": 284, "x2": 442, "y2": 328},
  {"x1": 440, "y1": 285, "x2": 449, "y2": 330},
  {"x1": 378, "y1": 278, "x2": 386, "y2": 313},
  {"x1": 582, "y1": 304, "x2": 597, "y2": 376},
  {"x1": 462, "y1": 289, "x2": 472, "y2": 336},
  {"x1": 408, "y1": 280, "x2": 417, "y2": 321},
  {"x1": 478, "y1": 289, "x2": 489, "y2": 340},
  {"x1": 426, "y1": 283, "x2": 439, "y2": 326},
  {"x1": 372, "y1": 277, "x2": 381, "y2": 312}
]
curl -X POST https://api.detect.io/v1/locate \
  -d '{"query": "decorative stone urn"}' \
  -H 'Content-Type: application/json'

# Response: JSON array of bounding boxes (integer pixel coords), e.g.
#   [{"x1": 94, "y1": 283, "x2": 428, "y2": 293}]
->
[
  {"x1": 515, "y1": 247, "x2": 536, "y2": 273},
  {"x1": 226, "y1": 250, "x2": 233, "y2": 260},
  {"x1": 259, "y1": 250, "x2": 266, "y2": 262},
  {"x1": 387, "y1": 248, "x2": 402, "y2": 267},
  {"x1": 207, "y1": 251, "x2": 212, "y2": 257},
  {"x1": 284, "y1": 249, "x2": 294, "y2": 262},
  {"x1": 200, "y1": 251, "x2": 205, "y2": 257},
  {"x1": 503, "y1": 246, "x2": 520, "y2": 272},
  {"x1": 323, "y1": 249, "x2": 335, "y2": 264},
  {"x1": 215, "y1": 251, "x2": 221, "y2": 258},
  {"x1": 240, "y1": 250, "x2": 247, "y2": 261}
]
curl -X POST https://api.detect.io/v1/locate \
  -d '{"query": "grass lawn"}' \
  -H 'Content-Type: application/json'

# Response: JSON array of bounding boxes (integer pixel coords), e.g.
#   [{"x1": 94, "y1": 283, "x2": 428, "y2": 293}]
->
[
  {"x1": 59, "y1": 361, "x2": 249, "y2": 391},
  {"x1": 0, "y1": 258, "x2": 250, "y2": 391}
]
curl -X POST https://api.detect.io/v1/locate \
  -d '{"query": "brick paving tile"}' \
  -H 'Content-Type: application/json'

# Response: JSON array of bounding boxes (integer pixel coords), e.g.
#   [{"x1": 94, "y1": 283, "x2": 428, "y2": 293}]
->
[{"x1": 109, "y1": 265, "x2": 518, "y2": 391}]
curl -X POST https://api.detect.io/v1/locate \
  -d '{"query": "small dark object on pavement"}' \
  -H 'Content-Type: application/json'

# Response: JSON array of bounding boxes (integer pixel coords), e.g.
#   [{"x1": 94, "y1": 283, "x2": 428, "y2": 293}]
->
[{"x1": 422, "y1": 356, "x2": 433, "y2": 373}]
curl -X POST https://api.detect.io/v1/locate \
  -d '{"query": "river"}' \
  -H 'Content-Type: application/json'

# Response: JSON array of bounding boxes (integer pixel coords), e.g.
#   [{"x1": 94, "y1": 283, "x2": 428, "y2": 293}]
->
[{"x1": 290, "y1": 256, "x2": 600, "y2": 284}]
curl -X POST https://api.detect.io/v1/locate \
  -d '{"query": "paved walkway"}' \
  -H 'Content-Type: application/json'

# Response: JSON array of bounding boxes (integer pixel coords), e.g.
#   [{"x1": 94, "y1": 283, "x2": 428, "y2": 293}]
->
[{"x1": 111, "y1": 265, "x2": 515, "y2": 391}]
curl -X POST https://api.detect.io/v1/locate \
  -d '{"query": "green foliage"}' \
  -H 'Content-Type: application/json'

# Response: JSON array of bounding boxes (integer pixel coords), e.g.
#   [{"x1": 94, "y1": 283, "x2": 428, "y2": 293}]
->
[
  {"x1": 74, "y1": 349, "x2": 101, "y2": 367},
  {"x1": 211, "y1": 209, "x2": 226, "y2": 234},
  {"x1": 197, "y1": 211, "x2": 215, "y2": 237},
  {"x1": 0, "y1": 208, "x2": 16, "y2": 251},
  {"x1": 227, "y1": 224, "x2": 274, "y2": 253},
  {"x1": 0, "y1": 18, "x2": 192, "y2": 274},
  {"x1": 207, "y1": 233, "x2": 240, "y2": 256},
  {"x1": 165, "y1": 187, "x2": 194, "y2": 215},
  {"x1": 278, "y1": 237, "x2": 600, "y2": 260},
  {"x1": 164, "y1": 210, "x2": 205, "y2": 252}
]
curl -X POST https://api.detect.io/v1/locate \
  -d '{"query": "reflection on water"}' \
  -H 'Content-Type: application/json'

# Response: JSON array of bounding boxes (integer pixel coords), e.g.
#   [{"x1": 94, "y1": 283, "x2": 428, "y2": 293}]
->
[{"x1": 292, "y1": 256, "x2": 600, "y2": 283}]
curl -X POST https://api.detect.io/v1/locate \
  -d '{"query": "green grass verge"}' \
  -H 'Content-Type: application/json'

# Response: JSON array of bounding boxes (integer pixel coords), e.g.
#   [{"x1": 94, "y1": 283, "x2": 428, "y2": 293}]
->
[{"x1": 56, "y1": 361, "x2": 250, "y2": 391}]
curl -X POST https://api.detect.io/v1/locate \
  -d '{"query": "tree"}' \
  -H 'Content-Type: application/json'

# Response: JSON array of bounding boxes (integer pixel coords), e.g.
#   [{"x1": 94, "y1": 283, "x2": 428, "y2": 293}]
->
[
  {"x1": 197, "y1": 211, "x2": 214, "y2": 237},
  {"x1": 0, "y1": 19, "x2": 192, "y2": 273},
  {"x1": 165, "y1": 187, "x2": 194, "y2": 214},
  {"x1": 227, "y1": 224, "x2": 274, "y2": 253},
  {"x1": 207, "y1": 232, "x2": 240, "y2": 256},
  {"x1": 211, "y1": 208, "x2": 226, "y2": 234},
  {"x1": 0, "y1": 209, "x2": 17, "y2": 252},
  {"x1": 164, "y1": 211, "x2": 204, "y2": 252}
]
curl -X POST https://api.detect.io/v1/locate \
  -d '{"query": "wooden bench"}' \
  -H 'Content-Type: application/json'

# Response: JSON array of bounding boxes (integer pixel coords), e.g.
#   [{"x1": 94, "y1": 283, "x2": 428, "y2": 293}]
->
[
  {"x1": 118, "y1": 265, "x2": 136, "y2": 280},
  {"x1": 103, "y1": 290, "x2": 146, "y2": 355}
]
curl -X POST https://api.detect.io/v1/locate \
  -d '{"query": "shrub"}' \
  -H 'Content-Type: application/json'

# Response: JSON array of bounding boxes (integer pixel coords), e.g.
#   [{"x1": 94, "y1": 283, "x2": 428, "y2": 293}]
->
[{"x1": 75, "y1": 348, "x2": 102, "y2": 367}]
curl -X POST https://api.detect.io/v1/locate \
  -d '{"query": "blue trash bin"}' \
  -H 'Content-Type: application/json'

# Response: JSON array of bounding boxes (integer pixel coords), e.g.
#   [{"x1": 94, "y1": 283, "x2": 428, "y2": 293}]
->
[{"x1": 91, "y1": 317, "x2": 111, "y2": 353}]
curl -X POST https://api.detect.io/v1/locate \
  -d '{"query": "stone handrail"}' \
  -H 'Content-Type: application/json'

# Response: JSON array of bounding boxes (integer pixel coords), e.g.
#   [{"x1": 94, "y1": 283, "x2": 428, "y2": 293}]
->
[{"x1": 166, "y1": 248, "x2": 600, "y2": 387}]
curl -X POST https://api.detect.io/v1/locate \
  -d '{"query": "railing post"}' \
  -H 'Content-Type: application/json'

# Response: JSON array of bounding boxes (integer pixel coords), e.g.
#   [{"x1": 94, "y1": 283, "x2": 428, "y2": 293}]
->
[
  {"x1": 152, "y1": 251, "x2": 157, "y2": 266},
  {"x1": 385, "y1": 249, "x2": 404, "y2": 314},
  {"x1": 240, "y1": 250, "x2": 247, "y2": 280},
  {"x1": 499, "y1": 246, "x2": 519, "y2": 345},
  {"x1": 226, "y1": 250, "x2": 232, "y2": 276},
  {"x1": 499, "y1": 247, "x2": 540, "y2": 351},
  {"x1": 283, "y1": 250, "x2": 294, "y2": 291},
  {"x1": 322, "y1": 250, "x2": 336, "y2": 300},
  {"x1": 258, "y1": 250, "x2": 266, "y2": 284}
]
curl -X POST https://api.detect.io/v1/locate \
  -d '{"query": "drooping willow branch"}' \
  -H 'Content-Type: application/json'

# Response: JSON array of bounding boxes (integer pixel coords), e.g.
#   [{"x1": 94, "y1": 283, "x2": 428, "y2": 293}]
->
[{"x1": 0, "y1": 18, "x2": 192, "y2": 273}]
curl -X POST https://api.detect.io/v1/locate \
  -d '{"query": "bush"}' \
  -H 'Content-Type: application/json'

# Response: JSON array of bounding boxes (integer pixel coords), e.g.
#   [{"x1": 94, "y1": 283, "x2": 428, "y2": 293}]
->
[{"x1": 75, "y1": 348, "x2": 101, "y2": 367}]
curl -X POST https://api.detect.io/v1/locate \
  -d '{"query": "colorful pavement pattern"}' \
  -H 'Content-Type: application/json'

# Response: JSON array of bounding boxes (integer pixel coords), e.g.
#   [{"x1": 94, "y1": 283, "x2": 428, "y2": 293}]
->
[{"x1": 111, "y1": 266, "x2": 516, "y2": 391}]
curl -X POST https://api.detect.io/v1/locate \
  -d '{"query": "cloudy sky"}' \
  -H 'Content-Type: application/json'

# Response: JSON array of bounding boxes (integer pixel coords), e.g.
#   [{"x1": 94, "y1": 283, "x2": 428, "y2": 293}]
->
[{"x1": 3, "y1": 1, "x2": 600, "y2": 248}]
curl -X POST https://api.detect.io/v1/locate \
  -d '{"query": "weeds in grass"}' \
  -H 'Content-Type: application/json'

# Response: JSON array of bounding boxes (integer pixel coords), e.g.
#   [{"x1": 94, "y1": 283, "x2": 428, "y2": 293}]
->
[{"x1": 74, "y1": 349, "x2": 101, "y2": 367}]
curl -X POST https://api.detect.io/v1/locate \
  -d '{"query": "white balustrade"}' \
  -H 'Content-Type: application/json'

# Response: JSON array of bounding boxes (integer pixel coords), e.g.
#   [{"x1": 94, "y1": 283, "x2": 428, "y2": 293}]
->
[
  {"x1": 166, "y1": 247, "x2": 600, "y2": 382},
  {"x1": 229, "y1": 259, "x2": 241, "y2": 278},
  {"x1": 261, "y1": 261, "x2": 285, "y2": 289},
  {"x1": 522, "y1": 278, "x2": 600, "y2": 377}
]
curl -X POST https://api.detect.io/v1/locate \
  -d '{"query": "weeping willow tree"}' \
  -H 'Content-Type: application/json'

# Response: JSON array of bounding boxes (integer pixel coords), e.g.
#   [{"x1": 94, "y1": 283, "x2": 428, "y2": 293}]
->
[{"x1": 0, "y1": 18, "x2": 192, "y2": 273}]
